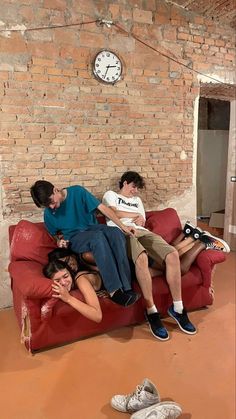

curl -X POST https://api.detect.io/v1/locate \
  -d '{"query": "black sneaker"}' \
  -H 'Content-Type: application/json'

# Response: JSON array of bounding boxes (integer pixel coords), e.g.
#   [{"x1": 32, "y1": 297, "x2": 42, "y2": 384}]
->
[
  {"x1": 192, "y1": 227, "x2": 203, "y2": 240},
  {"x1": 110, "y1": 289, "x2": 140, "y2": 307},
  {"x1": 167, "y1": 305, "x2": 197, "y2": 335},
  {"x1": 183, "y1": 221, "x2": 195, "y2": 237},
  {"x1": 183, "y1": 222, "x2": 202, "y2": 240},
  {"x1": 145, "y1": 311, "x2": 169, "y2": 341}
]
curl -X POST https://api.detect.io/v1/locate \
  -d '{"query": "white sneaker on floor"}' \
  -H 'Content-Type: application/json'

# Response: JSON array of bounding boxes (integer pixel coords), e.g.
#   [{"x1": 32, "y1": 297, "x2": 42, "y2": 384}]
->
[
  {"x1": 110, "y1": 378, "x2": 160, "y2": 413},
  {"x1": 130, "y1": 401, "x2": 182, "y2": 418}
]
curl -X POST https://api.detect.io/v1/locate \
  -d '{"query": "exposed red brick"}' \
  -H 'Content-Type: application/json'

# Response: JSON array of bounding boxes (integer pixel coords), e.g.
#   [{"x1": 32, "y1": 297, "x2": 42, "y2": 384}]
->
[{"x1": 0, "y1": 0, "x2": 235, "y2": 217}]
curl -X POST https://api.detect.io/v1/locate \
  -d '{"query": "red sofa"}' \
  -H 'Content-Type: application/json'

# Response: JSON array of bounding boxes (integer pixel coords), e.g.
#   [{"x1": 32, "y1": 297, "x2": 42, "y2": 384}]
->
[{"x1": 8, "y1": 208, "x2": 226, "y2": 352}]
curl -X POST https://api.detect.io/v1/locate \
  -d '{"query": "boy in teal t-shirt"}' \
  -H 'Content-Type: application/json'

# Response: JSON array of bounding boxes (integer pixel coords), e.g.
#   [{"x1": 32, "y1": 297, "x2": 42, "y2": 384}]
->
[{"x1": 30, "y1": 180, "x2": 140, "y2": 307}]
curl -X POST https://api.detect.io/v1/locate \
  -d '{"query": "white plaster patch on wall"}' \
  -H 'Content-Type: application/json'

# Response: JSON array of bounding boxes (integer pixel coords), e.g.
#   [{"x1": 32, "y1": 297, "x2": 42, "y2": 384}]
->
[
  {"x1": 197, "y1": 73, "x2": 236, "y2": 85},
  {"x1": 0, "y1": 24, "x2": 27, "y2": 38},
  {"x1": 180, "y1": 150, "x2": 187, "y2": 160},
  {"x1": 156, "y1": 186, "x2": 196, "y2": 226},
  {"x1": 0, "y1": 215, "x2": 43, "y2": 309},
  {"x1": 0, "y1": 221, "x2": 13, "y2": 308}
]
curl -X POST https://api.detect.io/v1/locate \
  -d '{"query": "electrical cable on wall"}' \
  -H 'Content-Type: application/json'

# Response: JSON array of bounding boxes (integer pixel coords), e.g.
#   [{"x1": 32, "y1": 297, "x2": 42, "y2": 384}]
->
[{"x1": 0, "y1": 17, "x2": 233, "y2": 86}]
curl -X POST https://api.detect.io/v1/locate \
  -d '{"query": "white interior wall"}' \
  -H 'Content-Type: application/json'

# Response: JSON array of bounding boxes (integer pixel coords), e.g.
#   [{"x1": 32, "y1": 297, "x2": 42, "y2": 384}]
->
[{"x1": 197, "y1": 130, "x2": 229, "y2": 216}]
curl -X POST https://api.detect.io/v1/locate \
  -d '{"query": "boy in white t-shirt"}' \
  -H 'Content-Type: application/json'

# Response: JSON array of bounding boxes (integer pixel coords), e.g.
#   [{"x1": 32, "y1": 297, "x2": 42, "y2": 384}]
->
[{"x1": 103, "y1": 171, "x2": 197, "y2": 341}]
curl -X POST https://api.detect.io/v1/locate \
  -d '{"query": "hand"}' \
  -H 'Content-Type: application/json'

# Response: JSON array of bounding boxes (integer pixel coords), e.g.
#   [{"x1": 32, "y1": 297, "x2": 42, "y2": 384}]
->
[
  {"x1": 134, "y1": 215, "x2": 145, "y2": 227},
  {"x1": 52, "y1": 281, "x2": 70, "y2": 303},
  {"x1": 122, "y1": 225, "x2": 137, "y2": 236},
  {"x1": 57, "y1": 238, "x2": 69, "y2": 248}
]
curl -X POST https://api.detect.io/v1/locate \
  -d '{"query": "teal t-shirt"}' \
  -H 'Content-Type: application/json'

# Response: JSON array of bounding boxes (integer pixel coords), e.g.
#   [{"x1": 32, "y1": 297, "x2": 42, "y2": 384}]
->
[{"x1": 44, "y1": 185, "x2": 100, "y2": 240}]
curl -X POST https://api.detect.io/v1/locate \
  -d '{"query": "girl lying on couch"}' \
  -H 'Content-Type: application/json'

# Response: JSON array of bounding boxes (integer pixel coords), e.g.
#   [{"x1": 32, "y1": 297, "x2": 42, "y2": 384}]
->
[
  {"x1": 43, "y1": 247, "x2": 140, "y2": 323},
  {"x1": 43, "y1": 257, "x2": 103, "y2": 323}
]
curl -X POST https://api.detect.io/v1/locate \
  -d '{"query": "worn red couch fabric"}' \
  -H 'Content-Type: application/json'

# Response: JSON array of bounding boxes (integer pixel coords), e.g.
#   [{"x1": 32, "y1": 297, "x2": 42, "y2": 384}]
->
[{"x1": 8, "y1": 209, "x2": 226, "y2": 352}]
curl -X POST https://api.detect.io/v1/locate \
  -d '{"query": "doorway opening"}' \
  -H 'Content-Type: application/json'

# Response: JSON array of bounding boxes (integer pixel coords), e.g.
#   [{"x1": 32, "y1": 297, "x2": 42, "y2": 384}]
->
[{"x1": 197, "y1": 97, "x2": 230, "y2": 237}]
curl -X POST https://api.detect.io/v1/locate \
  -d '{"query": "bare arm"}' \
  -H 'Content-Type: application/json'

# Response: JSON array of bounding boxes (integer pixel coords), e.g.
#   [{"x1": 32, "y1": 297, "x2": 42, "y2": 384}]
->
[
  {"x1": 97, "y1": 203, "x2": 137, "y2": 235},
  {"x1": 52, "y1": 275, "x2": 102, "y2": 323},
  {"x1": 107, "y1": 206, "x2": 145, "y2": 226},
  {"x1": 108, "y1": 206, "x2": 142, "y2": 219}
]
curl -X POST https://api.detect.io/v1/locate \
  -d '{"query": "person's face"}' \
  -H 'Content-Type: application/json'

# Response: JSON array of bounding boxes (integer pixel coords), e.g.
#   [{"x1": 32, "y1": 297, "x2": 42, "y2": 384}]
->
[
  {"x1": 60, "y1": 255, "x2": 78, "y2": 273},
  {"x1": 52, "y1": 269, "x2": 72, "y2": 291},
  {"x1": 122, "y1": 181, "x2": 138, "y2": 197},
  {"x1": 48, "y1": 188, "x2": 63, "y2": 210}
]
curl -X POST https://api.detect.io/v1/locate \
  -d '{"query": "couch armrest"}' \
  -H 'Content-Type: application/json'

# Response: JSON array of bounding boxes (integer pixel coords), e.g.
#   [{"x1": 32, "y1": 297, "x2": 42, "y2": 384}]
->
[
  {"x1": 9, "y1": 260, "x2": 53, "y2": 299},
  {"x1": 195, "y1": 250, "x2": 226, "y2": 287}
]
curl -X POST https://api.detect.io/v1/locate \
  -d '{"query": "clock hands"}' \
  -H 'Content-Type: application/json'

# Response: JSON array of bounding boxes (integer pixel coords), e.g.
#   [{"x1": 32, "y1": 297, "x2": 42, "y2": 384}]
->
[{"x1": 104, "y1": 65, "x2": 117, "y2": 78}]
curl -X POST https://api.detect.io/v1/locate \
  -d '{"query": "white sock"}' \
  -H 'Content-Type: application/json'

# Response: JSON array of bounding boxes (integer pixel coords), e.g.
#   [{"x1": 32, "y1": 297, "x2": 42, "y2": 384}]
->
[
  {"x1": 173, "y1": 300, "x2": 183, "y2": 314},
  {"x1": 147, "y1": 305, "x2": 158, "y2": 315}
]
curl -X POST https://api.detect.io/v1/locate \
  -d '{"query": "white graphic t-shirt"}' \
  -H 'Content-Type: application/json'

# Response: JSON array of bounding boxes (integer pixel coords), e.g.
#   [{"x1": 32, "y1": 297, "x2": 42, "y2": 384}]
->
[{"x1": 102, "y1": 190, "x2": 147, "y2": 230}]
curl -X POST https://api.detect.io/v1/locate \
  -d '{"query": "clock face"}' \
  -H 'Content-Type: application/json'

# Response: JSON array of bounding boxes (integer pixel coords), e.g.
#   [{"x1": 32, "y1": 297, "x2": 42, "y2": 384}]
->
[{"x1": 93, "y1": 50, "x2": 122, "y2": 84}]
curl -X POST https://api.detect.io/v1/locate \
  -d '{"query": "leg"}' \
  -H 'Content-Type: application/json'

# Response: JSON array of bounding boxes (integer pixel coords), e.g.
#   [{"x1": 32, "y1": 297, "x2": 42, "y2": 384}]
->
[
  {"x1": 148, "y1": 265, "x2": 164, "y2": 277},
  {"x1": 180, "y1": 241, "x2": 205, "y2": 274},
  {"x1": 80, "y1": 252, "x2": 97, "y2": 266},
  {"x1": 165, "y1": 250, "x2": 182, "y2": 301},
  {"x1": 174, "y1": 236, "x2": 195, "y2": 251},
  {"x1": 177, "y1": 240, "x2": 195, "y2": 256},
  {"x1": 136, "y1": 231, "x2": 197, "y2": 334},
  {"x1": 96, "y1": 225, "x2": 133, "y2": 291},
  {"x1": 171, "y1": 231, "x2": 185, "y2": 246},
  {"x1": 135, "y1": 251, "x2": 154, "y2": 309},
  {"x1": 70, "y1": 229, "x2": 129, "y2": 293},
  {"x1": 127, "y1": 237, "x2": 169, "y2": 340}
]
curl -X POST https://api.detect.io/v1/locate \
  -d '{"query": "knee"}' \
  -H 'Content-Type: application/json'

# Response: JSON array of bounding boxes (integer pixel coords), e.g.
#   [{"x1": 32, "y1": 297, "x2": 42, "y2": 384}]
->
[
  {"x1": 81, "y1": 252, "x2": 96, "y2": 265},
  {"x1": 91, "y1": 231, "x2": 105, "y2": 246},
  {"x1": 166, "y1": 249, "x2": 180, "y2": 266},
  {"x1": 135, "y1": 251, "x2": 148, "y2": 267}
]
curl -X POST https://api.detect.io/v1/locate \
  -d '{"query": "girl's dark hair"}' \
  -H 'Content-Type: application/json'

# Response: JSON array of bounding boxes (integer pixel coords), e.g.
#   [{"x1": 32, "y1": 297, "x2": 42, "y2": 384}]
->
[
  {"x1": 30, "y1": 180, "x2": 54, "y2": 208},
  {"x1": 119, "y1": 171, "x2": 146, "y2": 189},
  {"x1": 43, "y1": 260, "x2": 75, "y2": 289}
]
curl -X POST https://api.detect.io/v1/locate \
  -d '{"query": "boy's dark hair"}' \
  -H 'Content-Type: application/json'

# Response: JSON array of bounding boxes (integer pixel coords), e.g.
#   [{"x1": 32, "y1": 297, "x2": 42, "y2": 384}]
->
[
  {"x1": 30, "y1": 180, "x2": 54, "y2": 208},
  {"x1": 119, "y1": 171, "x2": 146, "y2": 189}
]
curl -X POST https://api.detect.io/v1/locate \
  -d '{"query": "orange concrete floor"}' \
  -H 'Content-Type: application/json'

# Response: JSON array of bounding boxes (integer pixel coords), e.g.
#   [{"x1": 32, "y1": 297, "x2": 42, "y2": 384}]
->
[{"x1": 0, "y1": 252, "x2": 235, "y2": 419}]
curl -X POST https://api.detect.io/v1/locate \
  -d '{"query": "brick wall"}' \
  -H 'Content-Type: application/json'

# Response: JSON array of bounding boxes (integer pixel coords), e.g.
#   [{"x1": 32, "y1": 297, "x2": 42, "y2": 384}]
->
[
  {"x1": 0, "y1": 0, "x2": 235, "y2": 307},
  {"x1": 1, "y1": 0, "x2": 235, "y2": 219}
]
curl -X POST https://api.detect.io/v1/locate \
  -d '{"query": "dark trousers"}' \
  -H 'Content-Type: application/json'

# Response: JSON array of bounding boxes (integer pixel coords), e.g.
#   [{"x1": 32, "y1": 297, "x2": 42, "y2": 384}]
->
[{"x1": 70, "y1": 225, "x2": 132, "y2": 293}]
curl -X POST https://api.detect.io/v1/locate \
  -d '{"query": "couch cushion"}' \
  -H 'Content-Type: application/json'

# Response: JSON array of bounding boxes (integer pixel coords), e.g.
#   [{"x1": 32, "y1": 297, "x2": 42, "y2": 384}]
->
[
  {"x1": 10, "y1": 220, "x2": 57, "y2": 264},
  {"x1": 145, "y1": 208, "x2": 182, "y2": 243},
  {"x1": 9, "y1": 260, "x2": 53, "y2": 298}
]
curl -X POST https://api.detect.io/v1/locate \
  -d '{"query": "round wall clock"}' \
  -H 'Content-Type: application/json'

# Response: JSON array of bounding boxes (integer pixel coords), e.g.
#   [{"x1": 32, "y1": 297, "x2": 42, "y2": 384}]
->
[{"x1": 93, "y1": 50, "x2": 122, "y2": 84}]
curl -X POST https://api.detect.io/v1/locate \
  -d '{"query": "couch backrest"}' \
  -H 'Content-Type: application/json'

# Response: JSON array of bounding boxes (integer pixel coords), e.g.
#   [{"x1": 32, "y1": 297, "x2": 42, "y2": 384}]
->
[
  {"x1": 9, "y1": 220, "x2": 57, "y2": 265},
  {"x1": 9, "y1": 208, "x2": 182, "y2": 264}
]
